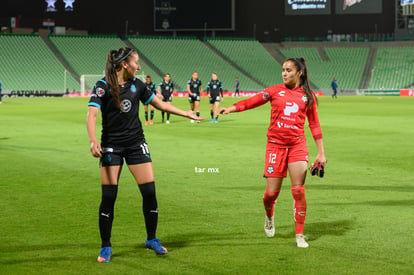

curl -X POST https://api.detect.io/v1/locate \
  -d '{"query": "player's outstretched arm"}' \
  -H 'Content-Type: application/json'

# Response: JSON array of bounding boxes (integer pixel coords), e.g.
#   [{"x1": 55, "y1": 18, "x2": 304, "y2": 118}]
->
[
  {"x1": 150, "y1": 96, "x2": 204, "y2": 121},
  {"x1": 86, "y1": 106, "x2": 102, "y2": 158},
  {"x1": 218, "y1": 105, "x2": 237, "y2": 115}
]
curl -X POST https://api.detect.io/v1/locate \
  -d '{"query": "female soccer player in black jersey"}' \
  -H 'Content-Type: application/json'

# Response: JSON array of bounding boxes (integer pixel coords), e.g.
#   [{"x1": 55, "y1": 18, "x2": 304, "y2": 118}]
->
[
  {"x1": 157, "y1": 73, "x2": 174, "y2": 124},
  {"x1": 144, "y1": 74, "x2": 157, "y2": 125},
  {"x1": 206, "y1": 72, "x2": 224, "y2": 123},
  {"x1": 87, "y1": 47, "x2": 203, "y2": 262}
]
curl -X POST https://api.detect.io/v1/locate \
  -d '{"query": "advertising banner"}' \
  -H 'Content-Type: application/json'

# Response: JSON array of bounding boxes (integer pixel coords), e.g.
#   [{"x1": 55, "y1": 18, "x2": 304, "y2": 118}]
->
[
  {"x1": 336, "y1": 0, "x2": 382, "y2": 14},
  {"x1": 400, "y1": 89, "x2": 414, "y2": 96},
  {"x1": 285, "y1": 0, "x2": 331, "y2": 15}
]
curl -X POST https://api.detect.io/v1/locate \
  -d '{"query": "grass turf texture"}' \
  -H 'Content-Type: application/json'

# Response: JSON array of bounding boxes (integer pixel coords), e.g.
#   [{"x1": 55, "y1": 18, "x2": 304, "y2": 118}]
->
[{"x1": 0, "y1": 96, "x2": 413, "y2": 274}]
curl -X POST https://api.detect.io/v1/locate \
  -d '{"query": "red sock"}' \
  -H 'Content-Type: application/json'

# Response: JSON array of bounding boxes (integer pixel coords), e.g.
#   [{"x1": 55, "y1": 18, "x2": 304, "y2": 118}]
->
[
  {"x1": 263, "y1": 189, "x2": 280, "y2": 218},
  {"x1": 291, "y1": 185, "x2": 307, "y2": 235}
]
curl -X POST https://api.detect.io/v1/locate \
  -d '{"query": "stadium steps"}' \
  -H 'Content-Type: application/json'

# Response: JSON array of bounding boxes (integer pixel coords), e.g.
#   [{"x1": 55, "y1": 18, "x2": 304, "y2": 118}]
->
[
  {"x1": 202, "y1": 41, "x2": 266, "y2": 88},
  {"x1": 260, "y1": 43, "x2": 287, "y2": 66},
  {"x1": 317, "y1": 47, "x2": 330, "y2": 62},
  {"x1": 122, "y1": 39, "x2": 163, "y2": 83},
  {"x1": 359, "y1": 46, "x2": 377, "y2": 89},
  {"x1": 40, "y1": 32, "x2": 80, "y2": 85}
]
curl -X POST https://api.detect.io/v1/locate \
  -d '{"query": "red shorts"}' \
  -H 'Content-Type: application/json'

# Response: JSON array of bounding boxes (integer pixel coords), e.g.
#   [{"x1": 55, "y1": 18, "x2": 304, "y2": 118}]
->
[{"x1": 263, "y1": 140, "x2": 309, "y2": 178}]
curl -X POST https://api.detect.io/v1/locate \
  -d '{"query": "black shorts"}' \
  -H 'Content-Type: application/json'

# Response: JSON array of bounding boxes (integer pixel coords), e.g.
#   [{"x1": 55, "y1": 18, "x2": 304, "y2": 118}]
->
[
  {"x1": 209, "y1": 96, "x2": 221, "y2": 104},
  {"x1": 162, "y1": 96, "x2": 172, "y2": 102},
  {"x1": 188, "y1": 95, "x2": 200, "y2": 103},
  {"x1": 100, "y1": 141, "x2": 152, "y2": 167}
]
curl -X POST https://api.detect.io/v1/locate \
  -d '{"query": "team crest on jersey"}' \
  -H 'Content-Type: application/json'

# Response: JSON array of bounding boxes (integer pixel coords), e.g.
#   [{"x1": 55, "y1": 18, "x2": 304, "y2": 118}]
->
[
  {"x1": 121, "y1": 99, "x2": 132, "y2": 113},
  {"x1": 267, "y1": 165, "x2": 274, "y2": 174},
  {"x1": 130, "y1": 84, "x2": 137, "y2": 93},
  {"x1": 302, "y1": 95, "x2": 308, "y2": 103},
  {"x1": 263, "y1": 92, "x2": 270, "y2": 101},
  {"x1": 96, "y1": 87, "x2": 105, "y2": 97}
]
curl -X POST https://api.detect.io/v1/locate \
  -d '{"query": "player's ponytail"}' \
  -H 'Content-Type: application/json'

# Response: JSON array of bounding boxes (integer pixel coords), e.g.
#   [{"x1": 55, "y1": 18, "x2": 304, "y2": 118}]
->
[
  {"x1": 286, "y1": 57, "x2": 317, "y2": 108},
  {"x1": 105, "y1": 47, "x2": 134, "y2": 109}
]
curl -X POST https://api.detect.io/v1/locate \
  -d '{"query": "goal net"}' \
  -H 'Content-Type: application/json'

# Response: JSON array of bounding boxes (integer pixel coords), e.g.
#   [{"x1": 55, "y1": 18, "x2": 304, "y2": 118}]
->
[{"x1": 80, "y1": 73, "x2": 147, "y2": 96}]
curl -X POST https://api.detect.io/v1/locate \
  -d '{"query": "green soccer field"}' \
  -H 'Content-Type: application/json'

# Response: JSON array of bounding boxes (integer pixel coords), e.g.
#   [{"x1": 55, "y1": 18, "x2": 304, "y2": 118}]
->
[{"x1": 0, "y1": 96, "x2": 413, "y2": 274}]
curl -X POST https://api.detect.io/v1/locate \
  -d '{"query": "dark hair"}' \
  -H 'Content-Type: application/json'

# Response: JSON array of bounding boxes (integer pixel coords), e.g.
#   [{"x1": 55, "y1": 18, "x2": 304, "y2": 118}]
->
[
  {"x1": 285, "y1": 57, "x2": 317, "y2": 108},
  {"x1": 105, "y1": 47, "x2": 134, "y2": 109}
]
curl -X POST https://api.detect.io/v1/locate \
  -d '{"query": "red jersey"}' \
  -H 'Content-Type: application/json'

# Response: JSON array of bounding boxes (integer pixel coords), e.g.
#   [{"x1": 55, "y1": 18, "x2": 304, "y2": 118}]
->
[{"x1": 233, "y1": 84, "x2": 322, "y2": 146}]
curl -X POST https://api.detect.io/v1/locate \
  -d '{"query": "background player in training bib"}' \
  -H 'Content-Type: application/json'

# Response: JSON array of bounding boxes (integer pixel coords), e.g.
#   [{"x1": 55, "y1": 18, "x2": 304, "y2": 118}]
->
[
  {"x1": 87, "y1": 47, "x2": 203, "y2": 262},
  {"x1": 219, "y1": 57, "x2": 326, "y2": 248},
  {"x1": 187, "y1": 71, "x2": 203, "y2": 123},
  {"x1": 144, "y1": 74, "x2": 157, "y2": 125},
  {"x1": 157, "y1": 73, "x2": 174, "y2": 124},
  {"x1": 206, "y1": 72, "x2": 224, "y2": 123}
]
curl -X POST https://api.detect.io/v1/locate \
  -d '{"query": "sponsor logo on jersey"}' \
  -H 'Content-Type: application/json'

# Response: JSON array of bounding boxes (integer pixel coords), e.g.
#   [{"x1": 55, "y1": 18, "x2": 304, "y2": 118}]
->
[
  {"x1": 279, "y1": 91, "x2": 286, "y2": 97},
  {"x1": 284, "y1": 102, "x2": 299, "y2": 116},
  {"x1": 193, "y1": 84, "x2": 198, "y2": 88},
  {"x1": 277, "y1": 121, "x2": 299, "y2": 129},
  {"x1": 262, "y1": 92, "x2": 270, "y2": 100},
  {"x1": 96, "y1": 87, "x2": 105, "y2": 97},
  {"x1": 213, "y1": 85, "x2": 217, "y2": 89},
  {"x1": 130, "y1": 84, "x2": 137, "y2": 93},
  {"x1": 301, "y1": 95, "x2": 308, "y2": 103},
  {"x1": 267, "y1": 164, "x2": 274, "y2": 174},
  {"x1": 166, "y1": 86, "x2": 170, "y2": 90},
  {"x1": 121, "y1": 99, "x2": 132, "y2": 113}
]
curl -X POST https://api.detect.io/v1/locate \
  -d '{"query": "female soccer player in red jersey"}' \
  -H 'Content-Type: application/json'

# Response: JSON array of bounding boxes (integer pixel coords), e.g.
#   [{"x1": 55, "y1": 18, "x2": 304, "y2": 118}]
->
[
  {"x1": 87, "y1": 47, "x2": 203, "y2": 262},
  {"x1": 219, "y1": 57, "x2": 326, "y2": 248}
]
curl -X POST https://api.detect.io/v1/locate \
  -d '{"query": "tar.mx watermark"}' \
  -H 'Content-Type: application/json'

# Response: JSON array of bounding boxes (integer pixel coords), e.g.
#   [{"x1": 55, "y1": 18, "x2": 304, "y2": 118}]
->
[{"x1": 194, "y1": 167, "x2": 220, "y2": 173}]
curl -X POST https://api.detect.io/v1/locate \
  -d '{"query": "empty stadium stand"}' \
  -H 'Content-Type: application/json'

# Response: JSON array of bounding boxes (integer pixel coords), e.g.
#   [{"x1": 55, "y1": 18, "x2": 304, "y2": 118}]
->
[
  {"x1": 127, "y1": 36, "x2": 263, "y2": 91},
  {"x1": 0, "y1": 33, "x2": 79, "y2": 91},
  {"x1": 206, "y1": 38, "x2": 282, "y2": 87},
  {"x1": 369, "y1": 46, "x2": 414, "y2": 89},
  {"x1": 1, "y1": 33, "x2": 413, "y2": 93}
]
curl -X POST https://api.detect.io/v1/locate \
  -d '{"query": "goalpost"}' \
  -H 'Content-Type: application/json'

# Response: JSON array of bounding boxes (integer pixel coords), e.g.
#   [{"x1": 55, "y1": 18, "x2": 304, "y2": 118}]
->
[
  {"x1": 80, "y1": 72, "x2": 147, "y2": 96},
  {"x1": 80, "y1": 74, "x2": 104, "y2": 96}
]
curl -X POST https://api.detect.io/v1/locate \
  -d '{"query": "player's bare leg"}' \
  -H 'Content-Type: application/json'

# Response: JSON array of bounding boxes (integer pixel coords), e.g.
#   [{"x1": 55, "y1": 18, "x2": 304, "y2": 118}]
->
[
  {"x1": 263, "y1": 177, "x2": 283, "y2": 237},
  {"x1": 213, "y1": 102, "x2": 220, "y2": 123},
  {"x1": 195, "y1": 101, "x2": 200, "y2": 123},
  {"x1": 288, "y1": 161, "x2": 309, "y2": 248},
  {"x1": 190, "y1": 102, "x2": 195, "y2": 123}
]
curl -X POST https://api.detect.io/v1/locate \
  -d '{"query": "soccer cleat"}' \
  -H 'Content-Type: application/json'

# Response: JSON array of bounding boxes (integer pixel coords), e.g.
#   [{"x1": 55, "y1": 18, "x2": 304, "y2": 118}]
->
[
  {"x1": 309, "y1": 162, "x2": 325, "y2": 178},
  {"x1": 145, "y1": 121, "x2": 149, "y2": 125},
  {"x1": 215, "y1": 119, "x2": 219, "y2": 124},
  {"x1": 210, "y1": 118, "x2": 214, "y2": 123},
  {"x1": 145, "y1": 238, "x2": 168, "y2": 255},
  {"x1": 264, "y1": 216, "x2": 275, "y2": 238},
  {"x1": 97, "y1": 246, "x2": 112, "y2": 263},
  {"x1": 295, "y1": 234, "x2": 309, "y2": 248},
  {"x1": 166, "y1": 120, "x2": 170, "y2": 124},
  {"x1": 190, "y1": 119, "x2": 195, "y2": 124},
  {"x1": 149, "y1": 120, "x2": 153, "y2": 125}
]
